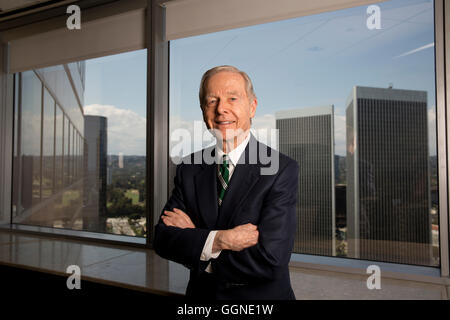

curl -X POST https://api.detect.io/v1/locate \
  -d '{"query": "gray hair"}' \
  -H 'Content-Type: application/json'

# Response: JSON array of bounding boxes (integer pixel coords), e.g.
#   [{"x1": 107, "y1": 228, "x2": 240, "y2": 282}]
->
[{"x1": 199, "y1": 65, "x2": 256, "y2": 108}]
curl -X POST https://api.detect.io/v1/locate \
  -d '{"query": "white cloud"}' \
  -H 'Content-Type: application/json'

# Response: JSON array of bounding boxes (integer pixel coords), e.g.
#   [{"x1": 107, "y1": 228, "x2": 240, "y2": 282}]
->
[
  {"x1": 252, "y1": 114, "x2": 276, "y2": 131},
  {"x1": 168, "y1": 113, "x2": 279, "y2": 158},
  {"x1": 84, "y1": 104, "x2": 146, "y2": 155},
  {"x1": 251, "y1": 114, "x2": 277, "y2": 148},
  {"x1": 169, "y1": 115, "x2": 214, "y2": 158},
  {"x1": 88, "y1": 105, "x2": 435, "y2": 159},
  {"x1": 334, "y1": 115, "x2": 347, "y2": 156}
]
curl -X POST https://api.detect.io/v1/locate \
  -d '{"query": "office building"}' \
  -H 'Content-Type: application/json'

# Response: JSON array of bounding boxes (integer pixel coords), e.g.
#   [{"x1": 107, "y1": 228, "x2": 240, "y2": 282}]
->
[
  {"x1": 346, "y1": 86, "x2": 432, "y2": 265},
  {"x1": 84, "y1": 115, "x2": 108, "y2": 231},
  {"x1": 276, "y1": 106, "x2": 336, "y2": 256},
  {"x1": 0, "y1": 0, "x2": 447, "y2": 300}
]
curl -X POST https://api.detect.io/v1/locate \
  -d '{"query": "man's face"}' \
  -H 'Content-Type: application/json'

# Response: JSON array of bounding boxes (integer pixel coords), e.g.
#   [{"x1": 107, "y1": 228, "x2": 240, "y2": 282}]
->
[{"x1": 202, "y1": 71, "x2": 257, "y2": 144}]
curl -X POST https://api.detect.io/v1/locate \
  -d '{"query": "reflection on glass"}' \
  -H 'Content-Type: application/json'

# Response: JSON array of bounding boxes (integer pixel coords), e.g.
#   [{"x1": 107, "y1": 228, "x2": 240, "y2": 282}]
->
[
  {"x1": 21, "y1": 71, "x2": 42, "y2": 209},
  {"x1": 12, "y1": 49, "x2": 147, "y2": 237},
  {"x1": 55, "y1": 106, "x2": 63, "y2": 191},
  {"x1": 12, "y1": 74, "x2": 20, "y2": 219},
  {"x1": 169, "y1": 0, "x2": 439, "y2": 266},
  {"x1": 42, "y1": 88, "x2": 55, "y2": 199},
  {"x1": 72, "y1": 125, "x2": 75, "y2": 184},
  {"x1": 64, "y1": 116, "x2": 70, "y2": 188}
]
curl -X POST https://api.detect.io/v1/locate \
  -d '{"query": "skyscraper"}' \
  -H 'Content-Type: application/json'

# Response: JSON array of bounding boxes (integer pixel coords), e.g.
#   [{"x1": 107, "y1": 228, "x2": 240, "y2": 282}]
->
[
  {"x1": 84, "y1": 115, "x2": 108, "y2": 231},
  {"x1": 276, "y1": 106, "x2": 336, "y2": 256},
  {"x1": 346, "y1": 86, "x2": 431, "y2": 265}
]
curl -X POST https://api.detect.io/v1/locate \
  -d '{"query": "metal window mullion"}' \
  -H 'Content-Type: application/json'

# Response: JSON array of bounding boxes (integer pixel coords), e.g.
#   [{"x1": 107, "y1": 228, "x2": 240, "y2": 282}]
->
[
  {"x1": 443, "y1": 0, "x2": 450, "y2": 278},
  {"x1": 68, "y1": 121, "x2": 70, "y2": 186},
  {"x1": 39, "y1": 80, "x2": 44, "y2": 201},
  {"x1": 74, "y1": 130, "x2": 77, "y2": 181},
  {"x1": 62, "y1": 113, "x2": 65, "y2": 188},
  {"x1": 149, "y1": 0, "x2": 169, "y2": 248},
  {"x1": 435, "y1": 0, "x2": 449, "y2": 277},
  {"x1": 52, "y1": 101, "x2": 56, "y2": 195},
  {"x1": 16, "y1": 73, "x2": 23, "y2": 220}
]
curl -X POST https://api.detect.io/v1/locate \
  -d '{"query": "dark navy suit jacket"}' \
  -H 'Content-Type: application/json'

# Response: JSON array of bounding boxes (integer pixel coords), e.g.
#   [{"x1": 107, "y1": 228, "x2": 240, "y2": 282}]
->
[{"x1": 154, "y1": 135, "x2": 299, "y2": 300}]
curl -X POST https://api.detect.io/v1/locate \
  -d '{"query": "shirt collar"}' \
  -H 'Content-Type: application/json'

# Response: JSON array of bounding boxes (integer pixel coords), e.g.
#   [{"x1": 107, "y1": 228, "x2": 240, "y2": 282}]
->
[{"x1": 216, "y1": 132, "x2": 251, "y2": 166}]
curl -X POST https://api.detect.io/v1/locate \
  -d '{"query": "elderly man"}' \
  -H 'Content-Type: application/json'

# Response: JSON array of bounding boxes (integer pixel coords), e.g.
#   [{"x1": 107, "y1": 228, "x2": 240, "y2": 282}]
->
[{"x1": 154, "y1": 65, "x2": 298, "y2": 300}]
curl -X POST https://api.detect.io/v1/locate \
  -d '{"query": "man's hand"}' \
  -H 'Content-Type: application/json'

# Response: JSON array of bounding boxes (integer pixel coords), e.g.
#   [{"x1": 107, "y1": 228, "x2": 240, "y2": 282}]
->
[
  {"x1": 213, "y1": 223, "x2": 259, "y2": 252},
  {"x1": 162, "y1": 208, "x2": 196, "y2": 229}
]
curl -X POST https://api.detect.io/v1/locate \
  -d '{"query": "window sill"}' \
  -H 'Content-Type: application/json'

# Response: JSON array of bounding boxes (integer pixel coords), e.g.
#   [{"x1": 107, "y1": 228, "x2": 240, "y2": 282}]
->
[
  {"x1": 289, "y1": 253, "x2": 449, "y2": 286},
  {"x1": 0, "y1": 227, "x2": 184, "y2": 296},
  {"x1": 0, "y1": 223, "x2": 147, "y2": 248}
]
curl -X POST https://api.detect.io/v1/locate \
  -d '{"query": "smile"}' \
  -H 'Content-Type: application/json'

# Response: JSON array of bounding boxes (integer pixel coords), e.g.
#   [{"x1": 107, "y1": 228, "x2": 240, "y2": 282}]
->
[{"x1": 215, "y1": 121, "x2": 235, "y2": 125}]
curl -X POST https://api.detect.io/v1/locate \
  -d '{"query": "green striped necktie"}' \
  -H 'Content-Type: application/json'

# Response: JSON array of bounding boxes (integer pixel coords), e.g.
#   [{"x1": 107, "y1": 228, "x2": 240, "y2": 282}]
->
[{"x1": 217, "y1": 155, "x2": 230, "y2": 206}]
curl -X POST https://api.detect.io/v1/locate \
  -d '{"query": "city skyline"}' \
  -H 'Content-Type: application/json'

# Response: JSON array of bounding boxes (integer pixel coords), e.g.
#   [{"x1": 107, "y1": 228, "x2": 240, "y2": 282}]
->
[
  {"x1": 79, "y1": 0, "x2": 437, "y2": 157},
  {"x1": 170, "y1": 0, "x2": 437, "y2": 157}
]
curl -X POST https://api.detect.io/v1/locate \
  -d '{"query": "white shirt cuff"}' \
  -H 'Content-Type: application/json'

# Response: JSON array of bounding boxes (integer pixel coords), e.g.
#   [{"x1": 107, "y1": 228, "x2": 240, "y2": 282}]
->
[{"x1": 200, "y1": 230, "x2": 222, "y2": 261}]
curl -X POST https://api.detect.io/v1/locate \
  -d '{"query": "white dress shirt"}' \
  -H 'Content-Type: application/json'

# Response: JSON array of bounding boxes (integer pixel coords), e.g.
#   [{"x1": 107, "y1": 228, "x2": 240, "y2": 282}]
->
[{"x1": 200, "y1": 132, "x2": 251, "y2": 273}]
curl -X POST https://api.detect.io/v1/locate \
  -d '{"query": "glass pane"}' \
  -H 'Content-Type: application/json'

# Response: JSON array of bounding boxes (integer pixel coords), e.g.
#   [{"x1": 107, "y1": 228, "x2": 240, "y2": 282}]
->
[
  {"x1": 84, "y1": 50, "x2": 147, "y2": 237},
  {"x1": 64, "y1": 117, "x2": 70, "y2": 188},
  {"x1": 169, "y1": 0, "x2": 439, "y2": 266},
  {"x1": 20, "y1": 71, "x2": 42, "y2": 211},
  {"x1": 55, "y1": 106, "x2": 63, "y2": 191},
  {"x1": 42, "y1": 88, "x2": 55, "y2": 199},
  {"x1": 12, "y1": 74, "x2": 20, "y2": 219},
  {"x1": 12, "y1": 49, "x2": 147, "y2": 237},
  {"x1": 72, "y1": 125, "x2": 75, "y2": 184},
  {"x1": 74, "y1": 129, "x2": 78, "y2": 180}
]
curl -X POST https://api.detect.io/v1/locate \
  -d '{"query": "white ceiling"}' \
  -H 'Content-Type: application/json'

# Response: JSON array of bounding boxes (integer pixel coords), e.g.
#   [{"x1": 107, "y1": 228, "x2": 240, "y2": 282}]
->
[{"x1": 0, "y1": 0, "x2": 55, "y2": 14}]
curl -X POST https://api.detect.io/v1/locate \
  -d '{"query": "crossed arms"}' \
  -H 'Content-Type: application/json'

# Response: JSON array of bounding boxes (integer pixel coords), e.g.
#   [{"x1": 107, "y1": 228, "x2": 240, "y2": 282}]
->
[
  {"x1": 153, "y1": 160, "x2": 298, "y2": 283},
  {"x1": 162, "y1": 208, "x2": 259, "y2": 253}
]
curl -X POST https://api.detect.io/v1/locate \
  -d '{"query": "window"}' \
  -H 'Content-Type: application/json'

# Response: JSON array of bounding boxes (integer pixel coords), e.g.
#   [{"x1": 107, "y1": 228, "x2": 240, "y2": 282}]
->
[
  {"x1": 55, "y1": 105, "x2": 63, "y2": 192},
  {"x1": 20, "y1": 71, "x2": 42, "y2": 208},
  {"x1": 42, "y1": 88, "x2": 55, "y2": 199},
  {"x1": 169, "y1": 0, "x2": 439, "y2": 266},
  {"x1": 12, "y1": 49, "x2": 147, "y2": 237},
  {"x1": 64, "y1": 116, "x2": 70, "y2": 188}
]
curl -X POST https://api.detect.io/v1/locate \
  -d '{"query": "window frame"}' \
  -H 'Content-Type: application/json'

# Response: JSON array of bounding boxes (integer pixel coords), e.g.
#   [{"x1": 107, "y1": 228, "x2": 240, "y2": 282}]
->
[
  {"x1": 0, "y1": 0, "x2": 447, "y2": 284},
  {"x1": 0, "y1": 0, "x2": 150, "y2": 249},
  {"x1": 162, "y1": 0, "x2": 450, "y2": 280}
]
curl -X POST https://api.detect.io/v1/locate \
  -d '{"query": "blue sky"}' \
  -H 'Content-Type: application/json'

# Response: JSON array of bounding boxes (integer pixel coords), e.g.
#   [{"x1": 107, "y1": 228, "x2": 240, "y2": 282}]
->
[
  {"x1": 170, "y1": 0, "x2": 435, "y2": 117},
  {"x1": 82, "y1": 0, "x2": 436, "y2": 156},
  {"x1": 170, "y1": 0, "x2": 436, "y2": 156},
  {"x1": 83, "y1": 50, "x2": 147, "y2": 155},
  {"x1": 84, "y1": 49, "x2": 147, "y2": 118}
]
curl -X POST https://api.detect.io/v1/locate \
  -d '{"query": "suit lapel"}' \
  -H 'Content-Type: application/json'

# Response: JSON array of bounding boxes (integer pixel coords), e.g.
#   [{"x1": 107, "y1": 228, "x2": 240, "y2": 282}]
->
[
  {"x1": 194, "y1": 135, "x2": 264, "y2": 229},
  {"x1": 194, "y1": 152, "x2": 219, "y2": 229},
  {"x1": 217, "y1": 136, "x2": 261, "y2": 227},
  {"x1": 217, "y1": 163, "x2": 259, "y2": 228}
]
